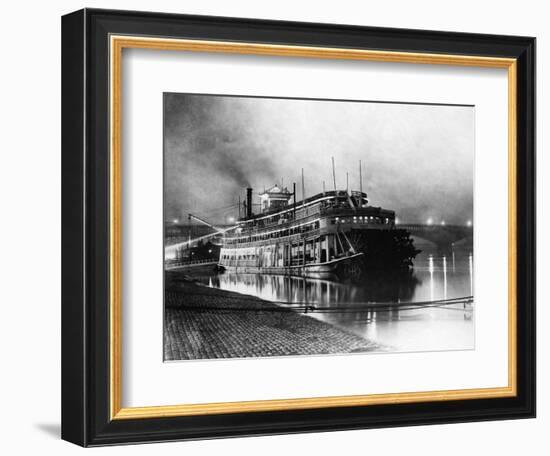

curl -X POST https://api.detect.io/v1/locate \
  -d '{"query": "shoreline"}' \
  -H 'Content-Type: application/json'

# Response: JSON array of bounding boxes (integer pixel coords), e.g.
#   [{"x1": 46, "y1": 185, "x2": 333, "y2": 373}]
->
[{"x1": 164, "y1": 272, "x2": 381, "y2": 361}]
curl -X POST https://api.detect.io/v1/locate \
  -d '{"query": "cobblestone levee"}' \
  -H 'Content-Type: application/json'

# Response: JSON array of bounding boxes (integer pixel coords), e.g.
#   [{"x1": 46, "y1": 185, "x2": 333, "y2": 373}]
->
[{"x1": 164, "y1": 273, "x2": 380, "y2": 360}]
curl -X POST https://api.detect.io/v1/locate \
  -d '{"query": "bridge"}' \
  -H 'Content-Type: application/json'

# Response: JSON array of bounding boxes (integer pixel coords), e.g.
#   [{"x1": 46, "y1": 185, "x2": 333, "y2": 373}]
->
[
  {"x1": 397, "y1": 223, "x2": 473, "y2": 248},
  {"x1": 165, "y1": 222, "x2": 230, "y2": 247}
]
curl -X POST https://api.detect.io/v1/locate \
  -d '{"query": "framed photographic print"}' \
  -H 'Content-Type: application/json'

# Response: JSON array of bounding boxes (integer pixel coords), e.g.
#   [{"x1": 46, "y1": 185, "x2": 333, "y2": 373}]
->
[{"x1": 61, "y1": 8, "x2": 536, "y2": 446}]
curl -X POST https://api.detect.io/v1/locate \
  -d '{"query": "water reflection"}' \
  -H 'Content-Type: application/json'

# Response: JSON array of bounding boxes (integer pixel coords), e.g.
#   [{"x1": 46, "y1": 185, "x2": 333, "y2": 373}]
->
[
  {"x1": 469, "y1": 253, "x2": 474, "y2": 296},
  {"x1": 445, "y1": 256, "x2": 449, "y2": 299},
  {"x1": 204, "y1": 269, "x2": 419, "y2": 307},
  {"x1": 195, "y1": 244, "x2": 474, "y2": 353}
]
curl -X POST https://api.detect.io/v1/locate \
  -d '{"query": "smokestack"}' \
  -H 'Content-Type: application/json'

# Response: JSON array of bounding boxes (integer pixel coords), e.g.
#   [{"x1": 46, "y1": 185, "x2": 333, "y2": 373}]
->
[{"x1": 246, "y1": 187, "x2": 253, "y2": 219}]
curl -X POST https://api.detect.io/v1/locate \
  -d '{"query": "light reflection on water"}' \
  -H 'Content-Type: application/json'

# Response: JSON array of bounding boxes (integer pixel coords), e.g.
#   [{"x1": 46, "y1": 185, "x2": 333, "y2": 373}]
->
[{"x1": 195, "y1": 245, "x2": 474, "y2": 353}]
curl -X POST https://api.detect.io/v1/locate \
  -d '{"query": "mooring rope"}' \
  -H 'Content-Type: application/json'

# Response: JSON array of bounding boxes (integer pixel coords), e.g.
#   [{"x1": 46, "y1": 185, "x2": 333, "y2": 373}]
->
[{"x1": 168, "y1": 295, "x2": 473, "y2": 314}]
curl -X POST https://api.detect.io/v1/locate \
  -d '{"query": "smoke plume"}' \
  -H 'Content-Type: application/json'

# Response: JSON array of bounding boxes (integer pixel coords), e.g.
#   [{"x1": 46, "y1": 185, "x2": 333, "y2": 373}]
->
[{"x1": 164, "y1": 93, "x2": 474, "y2": 225}]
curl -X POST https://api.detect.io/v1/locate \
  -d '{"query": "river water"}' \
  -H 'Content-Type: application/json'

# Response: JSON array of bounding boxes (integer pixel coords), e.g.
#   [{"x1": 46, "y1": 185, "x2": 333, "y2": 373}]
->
[{"x1": 196, "y1": 242, "x2": 474, "y2": 353}]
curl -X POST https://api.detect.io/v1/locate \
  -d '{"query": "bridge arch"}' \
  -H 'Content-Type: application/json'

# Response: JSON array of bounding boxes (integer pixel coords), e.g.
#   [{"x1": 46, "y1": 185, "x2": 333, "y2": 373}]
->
[{"x1": 398, "y1": 224, "x2": 473, "y2": 248}]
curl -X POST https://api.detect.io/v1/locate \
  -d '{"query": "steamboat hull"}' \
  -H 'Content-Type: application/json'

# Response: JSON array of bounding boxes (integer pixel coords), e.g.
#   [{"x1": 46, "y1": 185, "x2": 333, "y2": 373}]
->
[{"x1": 220, "y1": 252, "x2": 365, "y2": 280}]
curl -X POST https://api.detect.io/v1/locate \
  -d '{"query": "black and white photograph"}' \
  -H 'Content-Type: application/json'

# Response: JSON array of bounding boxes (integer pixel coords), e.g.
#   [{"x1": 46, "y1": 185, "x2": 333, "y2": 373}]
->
[{"x1": 163, "y1": 93, "x2": 475, "y2": 361}]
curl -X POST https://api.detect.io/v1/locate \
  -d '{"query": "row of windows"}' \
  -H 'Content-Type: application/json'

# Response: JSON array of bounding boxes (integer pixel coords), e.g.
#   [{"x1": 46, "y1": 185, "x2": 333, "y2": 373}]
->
[
  {"x1": 247, "y1": 204, "x2": 321, "y2": 229},
  {"x1": 228, "y1": 221, "x2": 320, "y2": 245},
  {"x1": 221, "y1": 253, "x2": 256, "y2": 261},
  {"x1": 331, "y1": 216, "x2": 390, "y2": 225}
]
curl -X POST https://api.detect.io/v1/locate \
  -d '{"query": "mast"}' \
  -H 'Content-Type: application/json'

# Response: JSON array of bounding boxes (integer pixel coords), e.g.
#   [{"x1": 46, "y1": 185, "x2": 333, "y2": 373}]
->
[
  {"x1": 331, "y1": 156, "x2": 337, "y2": 191},
  {"x1": 301, "y1": 168, "x2": 305, "y2": 206},
  {"x1": 346, "y1": 172, "x2": 349, "y2": 193},
  {"x1": 359, "y1": 159, "x2": 363, "y2": 195},
  {"x1": 293, "y1": 182, "x2": 297, "y2": 220}
]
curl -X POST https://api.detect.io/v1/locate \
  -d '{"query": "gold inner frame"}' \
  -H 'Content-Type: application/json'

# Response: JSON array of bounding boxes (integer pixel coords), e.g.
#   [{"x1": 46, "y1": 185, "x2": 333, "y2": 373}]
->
[{"x1": 109, "y1": 35, "x2": 517, "y2": 420}]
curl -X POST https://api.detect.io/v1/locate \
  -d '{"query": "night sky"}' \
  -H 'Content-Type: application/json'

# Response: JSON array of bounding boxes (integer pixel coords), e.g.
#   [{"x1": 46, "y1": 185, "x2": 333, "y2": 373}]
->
[{"x1": 164, "y1": 93, "x2": 474, "y2": 225}]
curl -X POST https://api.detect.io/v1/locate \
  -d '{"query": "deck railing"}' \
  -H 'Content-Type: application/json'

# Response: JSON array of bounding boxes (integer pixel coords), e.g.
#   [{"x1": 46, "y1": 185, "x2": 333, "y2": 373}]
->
[{"x1": 165, "y1": 258, "x2": 218, "y2": 268}]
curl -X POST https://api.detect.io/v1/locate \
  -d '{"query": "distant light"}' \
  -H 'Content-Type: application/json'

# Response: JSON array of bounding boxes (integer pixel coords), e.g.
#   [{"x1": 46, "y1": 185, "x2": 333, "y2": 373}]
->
[
  {"x1": 441, "y1": 220, "x2": 446, "y2": 226},
  {"x1": 228, "y1": 216, "x2": 235, "y2": 223},
  {"x1": 395, "y1": 217, "x2": 399, "y2": 224},
  {"x1": 426, "y1": 218, "x2": 433, "y2": 225},
  {"x1": 172, "y1": 219, "x2": 179, "y2": 224},
  {"x1": 466, "y1": 220, "x2": 472, "y2": 227},
  {"x1": 208, "y1": 249, "x2": 212, "y2": 253}
]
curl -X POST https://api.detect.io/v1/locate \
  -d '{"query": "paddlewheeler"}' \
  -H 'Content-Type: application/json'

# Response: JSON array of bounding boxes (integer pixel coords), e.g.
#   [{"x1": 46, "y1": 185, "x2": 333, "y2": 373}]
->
[{"x1": 218, "y1": 185, "x2": 419, "y2": 281}]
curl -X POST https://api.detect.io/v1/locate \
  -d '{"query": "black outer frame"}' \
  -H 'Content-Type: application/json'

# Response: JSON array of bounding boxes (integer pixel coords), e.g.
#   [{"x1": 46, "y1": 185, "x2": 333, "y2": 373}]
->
[{"x1": 61, "y1": 8, "x2": 536, "y2": 447}]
